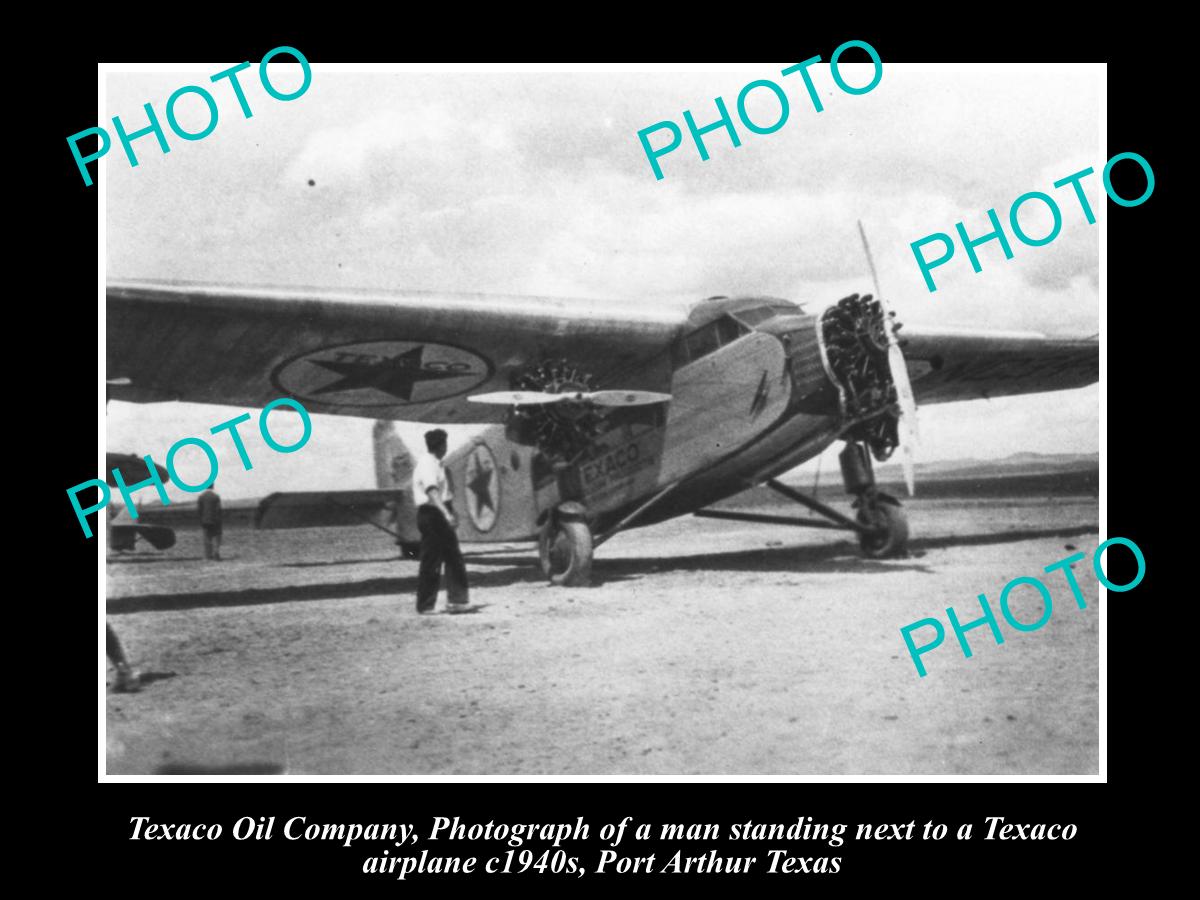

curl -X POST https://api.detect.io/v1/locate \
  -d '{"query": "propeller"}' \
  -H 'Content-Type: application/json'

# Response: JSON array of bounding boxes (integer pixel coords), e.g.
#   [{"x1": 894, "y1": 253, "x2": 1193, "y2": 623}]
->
[
  {"x1": 857, "y1": 219, "x2": 918, "y2": 496},
  {"x1": 586, "y1": 390, "x2": 673, "y2": 407},
  {"x1": 469, "y1": 389, "x2": 672, "y2": 407}
]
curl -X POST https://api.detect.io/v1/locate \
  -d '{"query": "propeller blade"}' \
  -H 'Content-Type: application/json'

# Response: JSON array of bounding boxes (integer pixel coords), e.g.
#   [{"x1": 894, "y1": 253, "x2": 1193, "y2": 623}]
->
[
  {"x1": 467, "y1": 391, "x2": 571, "y2": 405},
  {"x1": 583, "y1": 390, "x2": 673, "y2": 407},
  {"x1": 469, "y1": 389, "x2": 672, "y2": 407},
  {"x1": 891, "y1": 349, "x2": 918, "y2": 496},
  {"x1": 859, "y1": 219, "x2": 919, "y2": 496}
]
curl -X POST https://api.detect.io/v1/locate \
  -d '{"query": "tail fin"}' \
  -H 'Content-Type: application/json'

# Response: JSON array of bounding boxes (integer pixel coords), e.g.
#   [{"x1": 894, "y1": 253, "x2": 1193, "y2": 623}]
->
[{"x1": 373, "y1": 420, "x2": 414, "y2": 490}]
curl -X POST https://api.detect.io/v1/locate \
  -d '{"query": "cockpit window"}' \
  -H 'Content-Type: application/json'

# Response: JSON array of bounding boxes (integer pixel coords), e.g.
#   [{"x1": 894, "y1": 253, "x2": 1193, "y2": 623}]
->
[
  {"x1": 674, "y1": 315, "x2": 751, "y2": 368},
  {"x1": 686, "y1": 322, "x2": 721, "y2": 360},
  {"x1": 732, "y1": 303, "x2": 804, "y2": 327},
  {"x1": 733, "y1": 306, "x2": 778, "y2": 326}
]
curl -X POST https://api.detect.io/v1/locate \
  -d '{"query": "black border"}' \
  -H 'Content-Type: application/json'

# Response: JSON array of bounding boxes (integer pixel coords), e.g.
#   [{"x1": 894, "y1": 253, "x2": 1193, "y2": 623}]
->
[{"x1": 31, "y1": 16, "x2": 1161, "y2": 891}]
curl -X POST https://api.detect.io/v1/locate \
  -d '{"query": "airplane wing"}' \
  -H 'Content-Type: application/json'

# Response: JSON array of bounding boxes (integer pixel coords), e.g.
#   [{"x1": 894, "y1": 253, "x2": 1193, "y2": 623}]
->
[
  {"x1": 255, "y1": 489, "x2": 415, "y2": 541},
  {"x1": 107, "y1": 280, "x2": 685, "y2": 423},
  {"x1": 900, "y1": 326, "x2": 1098, "y2": 405}
]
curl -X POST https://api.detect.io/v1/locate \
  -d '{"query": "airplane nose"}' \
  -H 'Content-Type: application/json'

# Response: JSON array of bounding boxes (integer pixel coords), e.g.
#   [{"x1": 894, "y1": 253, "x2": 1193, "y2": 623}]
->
[
  {"x1": 819, "y1": 293, "x2": 903, "y2": 461},
  {"x1": 758, "y1": 314, "x2": 840, "y2": 415}
]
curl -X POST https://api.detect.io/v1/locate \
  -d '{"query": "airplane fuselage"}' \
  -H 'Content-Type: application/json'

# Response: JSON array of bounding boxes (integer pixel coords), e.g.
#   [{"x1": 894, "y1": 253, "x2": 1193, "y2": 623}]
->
[{"x1": 443, "y1": 296, "x2": 856, "y2": 543}]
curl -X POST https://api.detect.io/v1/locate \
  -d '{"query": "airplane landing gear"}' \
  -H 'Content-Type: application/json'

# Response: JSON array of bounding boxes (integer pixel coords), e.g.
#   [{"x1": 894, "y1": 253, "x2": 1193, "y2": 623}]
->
[
  {"x1": 692, "y1": 441, "x2": 909, "y2": 559},
  {"x1": 840, "y1": 442, "x2": 909, "y2": 558},
  {"x1": 538, "y1": 504, "x2": 593, "y2": 586},
  {"x1": 855, "y1": 499, "x2": 909, "y2": 558}
]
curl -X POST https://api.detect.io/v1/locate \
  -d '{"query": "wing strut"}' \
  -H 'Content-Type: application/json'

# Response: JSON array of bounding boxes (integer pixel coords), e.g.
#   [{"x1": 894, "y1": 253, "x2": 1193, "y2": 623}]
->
[{"x1": 593, "y1": 480, "x2": 684, "y2": 549}]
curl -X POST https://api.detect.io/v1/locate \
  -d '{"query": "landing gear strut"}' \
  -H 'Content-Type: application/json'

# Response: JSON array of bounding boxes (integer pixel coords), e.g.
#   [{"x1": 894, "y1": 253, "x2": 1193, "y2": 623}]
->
[
  {"x1": 840, "y1": 442, "x2": 908, "y2": 558},
  {"x1": 692, "y1": 442, "x2": 908, "y2": 558},
  {"x1": 538, "y1": 503, "x2": 593, "y2": 586}
]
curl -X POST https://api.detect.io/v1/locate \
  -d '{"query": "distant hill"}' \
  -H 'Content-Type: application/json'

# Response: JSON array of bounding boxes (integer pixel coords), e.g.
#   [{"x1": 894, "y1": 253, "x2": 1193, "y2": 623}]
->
[
  {"x1": 775, "y1": 451, "x2": 1098, "y2": 500},
  {"x1": 875, "y1": 451, "x2": 1098, "y2": 481}
]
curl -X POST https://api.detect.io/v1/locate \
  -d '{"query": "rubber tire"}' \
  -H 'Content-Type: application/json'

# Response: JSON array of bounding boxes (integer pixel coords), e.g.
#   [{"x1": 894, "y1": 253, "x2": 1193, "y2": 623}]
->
[
  {"x1": 857, "y1": 501, "x2": 909, "y2": 558},
  {"x1": 538, "y1": 519, "x2": 593, "y2": 586}
]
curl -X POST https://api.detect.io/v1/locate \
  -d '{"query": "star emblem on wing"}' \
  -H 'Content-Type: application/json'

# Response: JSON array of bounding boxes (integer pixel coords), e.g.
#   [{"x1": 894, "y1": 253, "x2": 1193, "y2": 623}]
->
[{"x1": 308, "y1": 346, "x2": 464, "y2": 401}]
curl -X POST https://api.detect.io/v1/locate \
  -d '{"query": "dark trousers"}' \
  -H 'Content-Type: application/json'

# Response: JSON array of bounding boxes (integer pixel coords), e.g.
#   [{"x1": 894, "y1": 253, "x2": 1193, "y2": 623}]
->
[{"x1": 416, "y1": 505, "x2": 468, "y2": 611}]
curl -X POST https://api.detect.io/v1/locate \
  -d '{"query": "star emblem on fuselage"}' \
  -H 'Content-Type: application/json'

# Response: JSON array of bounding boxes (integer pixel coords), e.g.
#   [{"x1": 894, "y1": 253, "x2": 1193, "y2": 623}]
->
[
  {"x1": 465, "y1": 445, "x2": 500, "y2": 532},
  {"x1": 308, "y1": 345, "x2": 462, "y2": 401},
  {"x1": 468, "y1": 459, "x2": 495, "y2": 513}
]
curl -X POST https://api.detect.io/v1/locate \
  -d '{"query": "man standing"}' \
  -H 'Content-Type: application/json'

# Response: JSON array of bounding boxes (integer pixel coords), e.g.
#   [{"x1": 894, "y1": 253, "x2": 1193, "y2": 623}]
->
[
  {"x1": 198, "y1": 481, "x2": 223, "y2": 561},
  {"x1": 412, "y1": 429, "x2": 469, "y2": 613}
]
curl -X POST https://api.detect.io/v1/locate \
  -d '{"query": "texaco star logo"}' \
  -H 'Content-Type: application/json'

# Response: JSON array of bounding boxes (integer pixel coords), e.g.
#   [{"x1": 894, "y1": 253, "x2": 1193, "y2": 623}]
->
[
  {"x1": 273, "y1": 340, "x2": 492, "y2": 408},
  {"x1": 465, "y1": 443, "x2": 499, "y2": 532}
]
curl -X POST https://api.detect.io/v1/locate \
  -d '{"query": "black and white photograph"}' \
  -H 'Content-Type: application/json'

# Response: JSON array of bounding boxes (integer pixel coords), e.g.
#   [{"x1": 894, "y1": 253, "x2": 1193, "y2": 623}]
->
[{"x1": 99, "y1": 60, "x2": 1103, "y2": 777}]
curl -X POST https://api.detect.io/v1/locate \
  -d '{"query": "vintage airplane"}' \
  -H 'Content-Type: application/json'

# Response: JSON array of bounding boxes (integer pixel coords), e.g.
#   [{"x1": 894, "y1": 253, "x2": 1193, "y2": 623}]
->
[
  {"x1": 105, "y1": 452, "x2": 177, "y2": 552},
  {"x1": 106, "y1": 264, "x2": 1097, "y2": 585}
]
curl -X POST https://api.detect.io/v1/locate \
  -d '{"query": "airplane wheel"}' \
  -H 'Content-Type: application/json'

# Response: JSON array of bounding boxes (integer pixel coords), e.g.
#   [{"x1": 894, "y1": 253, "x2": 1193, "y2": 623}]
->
[
  {"x1": 857, "y1": 501, "x2": 909, "y2": 558},
  {"x1": 539, "y1": 520, "x2": 593, "y2": 586}
]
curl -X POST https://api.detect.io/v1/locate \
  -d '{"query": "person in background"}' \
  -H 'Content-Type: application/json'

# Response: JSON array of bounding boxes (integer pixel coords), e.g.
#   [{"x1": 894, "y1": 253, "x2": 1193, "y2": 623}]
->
[
  {"x1": 412, "y1": 429, "x2": 469, "y2": 613},
  {"x1": 198, "y1": 481, "x2": 223, "y2": 560}
]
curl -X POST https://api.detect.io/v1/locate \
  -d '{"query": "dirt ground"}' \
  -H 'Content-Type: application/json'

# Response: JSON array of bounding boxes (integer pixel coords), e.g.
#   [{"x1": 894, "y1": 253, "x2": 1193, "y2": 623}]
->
[{"x1": 105, "y1": 497, "x2": 1100, "y2": 775}]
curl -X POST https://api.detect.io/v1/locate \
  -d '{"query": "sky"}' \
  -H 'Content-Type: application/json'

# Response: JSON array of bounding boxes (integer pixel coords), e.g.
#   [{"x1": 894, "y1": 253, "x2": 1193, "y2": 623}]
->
[{"x1": 104, "y1": 62, "x2": 1102, "y2": 503}]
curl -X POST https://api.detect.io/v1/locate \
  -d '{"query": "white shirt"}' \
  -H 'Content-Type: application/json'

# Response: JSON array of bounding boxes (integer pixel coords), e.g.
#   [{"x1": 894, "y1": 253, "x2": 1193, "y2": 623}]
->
[{"x1": 412, "y1": 452, "x2": 451, "y2": 507}]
